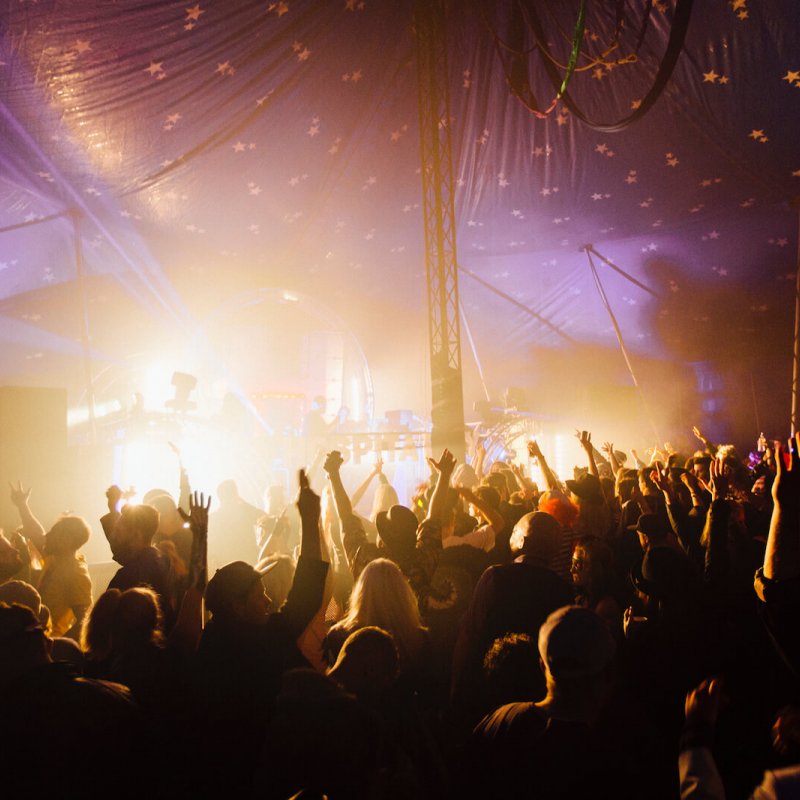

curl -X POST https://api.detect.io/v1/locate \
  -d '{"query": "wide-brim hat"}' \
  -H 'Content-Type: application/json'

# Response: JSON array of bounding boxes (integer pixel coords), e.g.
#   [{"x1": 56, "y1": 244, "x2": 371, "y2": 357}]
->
[
  {"x1": 375, "y1": 504, "x2": 418, "y2": 558},
  {"x1": 565, "y1": 472, "x2": 603, "y2": 501},
  {"x1": 630, "y1": 546, "x2": 694, "y2": 601}
]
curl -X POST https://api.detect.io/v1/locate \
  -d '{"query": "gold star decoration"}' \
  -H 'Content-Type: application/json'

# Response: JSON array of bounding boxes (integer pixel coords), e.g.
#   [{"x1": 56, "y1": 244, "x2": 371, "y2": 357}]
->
[
  {"x1": 784, "y1": 70, "x2": 800, "y2": 85},
  {"x1": 703, "y1": 70, "x2": 719, "y2": 83}
]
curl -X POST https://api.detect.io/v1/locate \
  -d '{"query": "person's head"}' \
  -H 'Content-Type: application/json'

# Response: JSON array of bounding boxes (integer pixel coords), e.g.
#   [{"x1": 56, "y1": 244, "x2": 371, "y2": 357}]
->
[
  {"x1": 375, "y1": 505, "x2": 418, "y2": 564},
  {"x1": 0, "y1": 581, "x2": 48, "y2": 630},
  {"x1": 110, "y1": 587, "x2": 164, "y2": 653},
  {"x1": 334, "y1": 558, "x2": 424, "y2": 666},
  {"x1": 484, "y1": 472, "x2": 509, "y2": 502},
  {"x1": 327, "y1": 626, "x2": 399, "y2": 701},
  {"x1": 537, "y1": 491, "x2": 579, "y2": 531},
  {"x1": 692, "y1": 455, "x2": 711, "y2": 483},
  {"x1": 217, "y1": 479, "x2": 240, "y2": 506},
  {"x1": 616, "y1": 477, "x2": 637, "y2": 504},
  {"x1": 537, "y1": 605, "x2": 616, "y2": 703},
  {"x1": 370, "y1": 482, "x2": 399, "y2": 523},
  {"x1": 81, "y1": 589, "x2": 121, "y2": 660},
  {"x1": 638, "y1": 469, "x2": 657, "y2": 496},
  {"x1": 509, "y1": 511, "x2": 561, "y2": 566},
  {"x1": 566, "y1": 472, "x2": 604, "y2": 505},
  {"x1": 0, "y1": 532, "x2": 23, "y2": 582},
  {"x1": 45, "y1": 515, "x2": 90, "y2": 557},
  {"x1": 630, "y1": 546, "x2": 698, "y2": 613},
  {"x1": 570, "y1": 536, "x2": 614, "y2": 602},
  {"x1": 112, "y1": 504, "x2": 159, "y2": 562},
  {"x1": 483, "y1": 632, "x2": 541, "y2": 706},
  {"x1": 452, "y1": 463, "x2": 479, "y2": 490},
  {"x1": 599, "y1": 477, "x2": 616, "y2": 506},
  {"x1": 205, "y1": 561, "x2": 273, "y2": 624},
  {"x1": 474, "y1": 485, "x2": 501, "y2": 513},
  {"x1": 635, "y1": 513, "x2": 669, "y2": 552},
  {"x1": 147, "y1": 494, "x2": 184, "y2": 534},
  {"x1": 0, "y1": 603, "x2": 51, "y2": 684}
]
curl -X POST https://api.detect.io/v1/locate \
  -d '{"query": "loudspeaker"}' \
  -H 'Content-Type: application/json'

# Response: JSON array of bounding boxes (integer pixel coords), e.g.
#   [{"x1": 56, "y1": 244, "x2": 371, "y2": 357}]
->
[{"x1": 0, "y1": 386, "x2": 68, "y2": 535}]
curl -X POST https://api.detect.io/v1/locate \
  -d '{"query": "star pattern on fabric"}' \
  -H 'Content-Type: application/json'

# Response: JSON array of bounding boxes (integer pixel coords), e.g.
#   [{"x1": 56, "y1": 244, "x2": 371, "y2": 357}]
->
[
  {"x1": 163, "y1": 112, "x2": 182, "y2": 131},
  {"x1": 145, "y1": 62, "x2": 165, "y2": 78},
  {"x1": 665, "y1": 152, "x2": 679, "y2": 167},
  {"x1": 784, "y1": 70, "x2": 800, "y2": 85},
  {"x1": 703, "y1": 69, "x2": 719, "y2": 83},
  {"x1": 292, "y1": 41, "x2": 312, "y2": 61},
  {"x1": 625, "y1": 170, "x2": 637, "y2": 184},
  {"x1": 267, "y1": 2, "x2": 289, "y2": 16},
  {"x1": 749, "y1": 129, "x2": 768, "y2": 143},
  {"x1": 215, "y1": 61, "x2": 235, "y2": 76}
]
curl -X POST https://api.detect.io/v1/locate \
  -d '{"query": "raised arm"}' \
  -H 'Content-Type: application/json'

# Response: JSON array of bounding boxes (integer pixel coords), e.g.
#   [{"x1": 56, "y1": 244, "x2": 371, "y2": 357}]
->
[
  {"x1": 456, "y1": 486, "x2": 504, "y2": 534},
  {"x1": 9, "y1": 482, "x2": 46, "y2": 555},
  {"x1": 350, "y1": 458, "x2": 383, "y2": 509},
  {"x1": 323, "y1": 450, "x2": 354, "y2": 523},
  {"x1": 702, "y1": 458, "x2": 732, "y2": 586},
  {"x1": 426, "y1": 449, "x2": 457, "y2": 524},
  {"x1": 692, "y1": 425, "x2": 718, "y2": 458},
  {"x1": 652, "y1": 465, "x2": 703, "y2": 567},
  {"x1": 577, "y1": 430, "x2": 599, "y2": 478},
  {"x1": 601, "y1": 442, "x2": 622, "y2": 477},
  {"x1": 764, "y1": 435, "x2": 800, "y2": 581},
  {"x1": 170, "y1": 491, "x2": 210, "y2": 654},
  {"x1": 527, "y1": 440, "x2": 559, "y2": 492}
]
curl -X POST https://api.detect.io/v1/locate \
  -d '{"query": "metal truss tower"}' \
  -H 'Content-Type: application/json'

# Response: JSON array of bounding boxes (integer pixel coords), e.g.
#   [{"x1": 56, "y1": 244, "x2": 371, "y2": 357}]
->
[{"x1": 414, "y1": 0, "x2": 466, "y2": 461}]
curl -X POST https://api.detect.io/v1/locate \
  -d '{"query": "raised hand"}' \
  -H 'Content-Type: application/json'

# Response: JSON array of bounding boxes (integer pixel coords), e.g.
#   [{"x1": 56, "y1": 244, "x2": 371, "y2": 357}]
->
[
  {"x1": 692, "y1": 425, "x2": 707, "y2": 444},
  {"x1": 576, "y1": 430, "x2": 592, "y2": 450},
  {"x1": 9, "y1": 481, "x2": 31, "y2": 509},
  {"x1": 180, "y1": 491, "x2": 211, "y2": 533},
  {"x1": 680, "y1": 471, "x2": 700, "y2": 493},
  {"x1": 772, "y1": 433, "x2": 800, "y2": 511},
  {"x1": 623, "y1": 606, "x2": 646, "y2": 638},
  {"x1": 105, "y1": 484, "x2": 123, "y2": 514},
  {"x1": 684, "y1": 678, "x2": 722, "y2": 728},
  {"x1": 601, "y1": 441, "x2": 614, "y2": 456},
  {"x1": 297, "y1": 468, "x2": 321, "y2": 519},
  {"x1": 373, "y1": 457, "x2": 384, "y2": 475},
  {"x1": 323, "y1": 450, "x2": 344, "y2": 476},
  {"x1": 527, "y1": 440, "x2": 543, "y2": 459},
  {"x1": 181, "y1": 492, "x2": 210, "y2": 590},
  {"x1": 650, "y1": 463, "x2": 670, "y2": 495},
  {"x1": 427, "y1": 448, "x2": 457, "y2": 478},
  {"x1": 709, "y1": 457, "x2": 730, "y2": 502}
]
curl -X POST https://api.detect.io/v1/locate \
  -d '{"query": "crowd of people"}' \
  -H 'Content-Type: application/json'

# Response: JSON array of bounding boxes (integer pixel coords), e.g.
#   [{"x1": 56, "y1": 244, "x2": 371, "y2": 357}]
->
[{"x1": 1, "y1": 424, "x2": 799, "y2": 798}]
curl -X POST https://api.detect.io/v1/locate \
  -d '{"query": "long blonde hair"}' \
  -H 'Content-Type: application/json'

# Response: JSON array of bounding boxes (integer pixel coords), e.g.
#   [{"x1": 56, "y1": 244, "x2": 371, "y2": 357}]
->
[{"x1": 331, "y1": 558, "x2": 426, "y2": 667}]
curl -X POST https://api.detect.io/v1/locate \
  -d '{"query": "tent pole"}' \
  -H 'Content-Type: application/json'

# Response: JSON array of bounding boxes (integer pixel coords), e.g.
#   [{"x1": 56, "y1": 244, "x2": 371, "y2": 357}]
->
[{"x1": 791, "y1": 200, "x2": 800, "y2": 434}]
